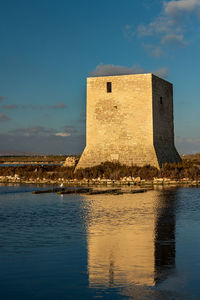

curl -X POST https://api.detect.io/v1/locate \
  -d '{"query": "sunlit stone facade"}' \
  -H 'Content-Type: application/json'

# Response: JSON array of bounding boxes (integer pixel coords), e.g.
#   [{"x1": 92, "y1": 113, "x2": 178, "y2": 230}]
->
[{"x1": 76, "y1": 73, "x2": 181, "y2": 169}]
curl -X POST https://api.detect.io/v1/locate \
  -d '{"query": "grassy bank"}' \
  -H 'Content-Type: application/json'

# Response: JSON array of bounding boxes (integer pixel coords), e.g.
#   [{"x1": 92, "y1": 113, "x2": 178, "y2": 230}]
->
[{"x1": 0, "y1": 161, "x2": 199, "y2": 182}]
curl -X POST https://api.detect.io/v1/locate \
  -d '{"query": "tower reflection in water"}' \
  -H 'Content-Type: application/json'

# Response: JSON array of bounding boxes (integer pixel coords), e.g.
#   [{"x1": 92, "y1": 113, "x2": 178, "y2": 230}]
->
[{"x1": 84, "y1": 189, "x2": 176, "y2": 289}]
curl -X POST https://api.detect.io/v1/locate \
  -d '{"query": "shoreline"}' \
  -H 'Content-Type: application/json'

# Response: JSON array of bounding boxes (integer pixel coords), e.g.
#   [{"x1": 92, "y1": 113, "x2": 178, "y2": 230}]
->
[
  {"x1": 1, "y1": 160, "x2": 200, "y2": 188},
  {"x1": 0, "y1": 177, "x2": 200, "y2": 187}
]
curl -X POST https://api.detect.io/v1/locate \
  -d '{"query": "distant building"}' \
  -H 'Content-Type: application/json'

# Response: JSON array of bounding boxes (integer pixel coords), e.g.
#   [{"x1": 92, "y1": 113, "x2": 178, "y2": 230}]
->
[{"x1": 76, "y1": 73, "x2": 181, "y2": 169}]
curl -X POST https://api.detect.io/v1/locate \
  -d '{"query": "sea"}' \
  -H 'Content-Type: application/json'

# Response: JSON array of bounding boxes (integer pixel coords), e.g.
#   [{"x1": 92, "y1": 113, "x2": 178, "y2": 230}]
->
[{"x1": 0, "y1": 184, "x2": 200, "y2": 300}]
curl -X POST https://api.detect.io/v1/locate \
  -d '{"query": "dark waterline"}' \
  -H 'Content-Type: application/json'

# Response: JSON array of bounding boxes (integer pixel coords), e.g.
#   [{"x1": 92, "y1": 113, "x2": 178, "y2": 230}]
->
[{"x1": 0, "y1": 184, "x2": 200, "y2": 299}]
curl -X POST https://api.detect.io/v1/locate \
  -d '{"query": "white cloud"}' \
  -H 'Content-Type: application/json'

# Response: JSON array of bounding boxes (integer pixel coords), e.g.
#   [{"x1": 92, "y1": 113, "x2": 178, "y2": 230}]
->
[
  {"x1": 161, "y1": 33, "x2": 186, "y2": 45},
  {"x1": 9, "y1": 126, "x2": 56, "y2": 137},
  {"x1": 125, "y1": 0, "x2": 200, "y2": 53},
  {"x1": 164, "y1": 0, "x2": 200, "y2": 17},
  {"x1": 7, "y1": 125, "x2": 78, "y2": 138},
  {"x1": 55, "y1": 132, "x2": 71, "y2": 137},
  {"x1": 136, "y1": 14, "x2": 185, "y2": 46},
  {"x1": 137, "y1": 17, "x2": 176, "y2": 37},
  {"x1": 90, "y1": 63, "x2": 145, "y2": 76},
  {"x1": 90, "y1": 63, "x2": 169, "y2": 79}
]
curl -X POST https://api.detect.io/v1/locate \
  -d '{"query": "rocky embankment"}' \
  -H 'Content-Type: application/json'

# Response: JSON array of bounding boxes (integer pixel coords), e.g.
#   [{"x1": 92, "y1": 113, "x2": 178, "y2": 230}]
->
[
  {"x1": 1, "y1": 160, "x2": 200, "y2": 186},
  {"x1": 0, "y1": 174, "x2": 199, "y2": 186}
]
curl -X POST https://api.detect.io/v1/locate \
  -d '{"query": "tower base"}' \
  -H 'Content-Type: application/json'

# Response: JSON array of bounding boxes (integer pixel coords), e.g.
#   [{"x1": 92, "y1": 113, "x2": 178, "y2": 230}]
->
[{"x1": 76, "y1": 143, "x2": 181, "y2": 170}]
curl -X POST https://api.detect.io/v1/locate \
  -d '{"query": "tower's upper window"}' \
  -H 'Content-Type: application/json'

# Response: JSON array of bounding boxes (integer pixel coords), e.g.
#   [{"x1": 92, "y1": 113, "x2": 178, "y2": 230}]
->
[
  {"x1": 107, "y1": 82, "x2": 112, "y2": 93},
  {"x1": 160, "y1": 97, "x2": 163, "y2": 104}
]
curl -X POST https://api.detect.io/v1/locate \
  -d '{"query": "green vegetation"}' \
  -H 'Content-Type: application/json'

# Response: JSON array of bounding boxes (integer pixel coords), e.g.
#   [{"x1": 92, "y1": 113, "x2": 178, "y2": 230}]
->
[
  {"x1": 0, "y1": 160, "x2": 199, "y2": 181},
  {"x1": 75, "y1": 161, "x2": 200, "y2": 180}
]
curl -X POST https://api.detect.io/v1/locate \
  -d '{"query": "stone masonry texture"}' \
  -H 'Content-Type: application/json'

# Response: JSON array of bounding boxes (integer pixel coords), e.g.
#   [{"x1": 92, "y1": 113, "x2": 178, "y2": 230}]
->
[{"x1": 76, "y1": 73, "x2": 181, "y2": 169}]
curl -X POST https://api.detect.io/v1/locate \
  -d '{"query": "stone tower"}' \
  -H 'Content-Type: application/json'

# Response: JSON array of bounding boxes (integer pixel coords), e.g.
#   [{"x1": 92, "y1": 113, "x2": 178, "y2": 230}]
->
[{"x1": 76, "y1": 73, "x2": 181, "y2": 169}]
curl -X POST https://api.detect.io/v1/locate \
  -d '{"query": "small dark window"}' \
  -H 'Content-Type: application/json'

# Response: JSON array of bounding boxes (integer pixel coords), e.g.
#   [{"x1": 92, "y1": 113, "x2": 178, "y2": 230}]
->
[
  {"x1": 160, "y1": 97, "x2": 163, "y2": 104},
  {"x1": 107, "y1": 82, "x2": 112, "y2": 93}
]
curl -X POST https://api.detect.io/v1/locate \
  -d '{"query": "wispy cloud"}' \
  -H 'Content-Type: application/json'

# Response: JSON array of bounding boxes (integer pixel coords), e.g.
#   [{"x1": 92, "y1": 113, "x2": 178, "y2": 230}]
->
[
  {"x1": 90, "y1": 63, "x2": 144, "y2": 76},
  {"x1": 55, "y1": 132, "x2": 71, "y2": 137},
  {"x1": 7, "y1": 124, "x2": 78, "y2": 138},
  {"x1": 0, "y1": 113, "x2": 10, "y2": 122},
  {"x1": 90, "y1": 63, "x2": 169, "y2": 79},
  {"x1": 124, "y1": 0, "x2": 200, "y2": 55},
  {"x1": 143, "y1": 44, "x2": 164, "y2": 57},
  {"x1": 161, "y1": 33, "x2": 186, "y2": 45},
  {"x1": 2, "y1": 102, "x2": 67, "y2": 110},
  {"x1": 136, "y1": 15, "x2": 186, "y2": 46},
  {"x1": 164, "y1": 0, "x2": 200, "y2": 17}
]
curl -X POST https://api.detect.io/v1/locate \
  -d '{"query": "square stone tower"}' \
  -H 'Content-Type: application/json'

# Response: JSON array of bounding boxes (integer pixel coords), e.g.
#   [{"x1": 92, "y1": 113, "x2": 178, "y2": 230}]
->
[{"x1": 76, "y1": 73, "x2": 181, "y2": 169}]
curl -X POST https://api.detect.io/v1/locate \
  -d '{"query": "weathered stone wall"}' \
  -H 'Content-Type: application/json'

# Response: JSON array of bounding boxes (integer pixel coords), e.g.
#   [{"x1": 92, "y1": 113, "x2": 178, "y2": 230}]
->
[
  {"x1": 152, "y1": 75, "x2": 181, "y2": 167},
  {"x1": 76, "y1": 73, "x2": 181, "y2": 169}
]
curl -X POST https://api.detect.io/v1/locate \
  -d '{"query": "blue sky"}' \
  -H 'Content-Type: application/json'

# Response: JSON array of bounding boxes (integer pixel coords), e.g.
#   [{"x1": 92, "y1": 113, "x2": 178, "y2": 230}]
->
[{"x1": 0, "y1": 0, "x2": 200, "y2": 154}]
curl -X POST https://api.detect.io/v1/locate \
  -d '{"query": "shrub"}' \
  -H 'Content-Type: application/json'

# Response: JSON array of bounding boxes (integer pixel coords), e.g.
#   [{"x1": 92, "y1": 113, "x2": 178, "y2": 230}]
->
[{"x1": 0, "y1": 160, "x2": 199, "y2": 181}]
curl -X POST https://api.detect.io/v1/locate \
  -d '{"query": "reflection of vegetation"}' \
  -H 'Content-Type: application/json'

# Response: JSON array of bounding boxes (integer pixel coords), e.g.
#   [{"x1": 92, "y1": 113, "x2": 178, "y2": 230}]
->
[{"x1": 0, "y1": 160, "x2": 199, "y2": 181}]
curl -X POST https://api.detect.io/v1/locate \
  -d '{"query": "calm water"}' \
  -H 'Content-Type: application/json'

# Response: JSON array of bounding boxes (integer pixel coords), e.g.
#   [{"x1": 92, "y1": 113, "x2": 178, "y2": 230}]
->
[{"x1": 0, "y1": 184, "x2": 200, "y2": 300}]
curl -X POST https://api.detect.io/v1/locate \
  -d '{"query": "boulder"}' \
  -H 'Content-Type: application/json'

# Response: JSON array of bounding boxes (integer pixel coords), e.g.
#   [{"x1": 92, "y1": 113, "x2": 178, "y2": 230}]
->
[
  {"x1": 63, "y1": 156, "x2": 79, "y2": 167},
  {"x1": 134, "y1": 177, "x2": 141, "y2": 182}
]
